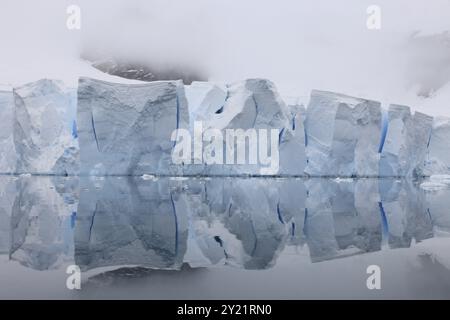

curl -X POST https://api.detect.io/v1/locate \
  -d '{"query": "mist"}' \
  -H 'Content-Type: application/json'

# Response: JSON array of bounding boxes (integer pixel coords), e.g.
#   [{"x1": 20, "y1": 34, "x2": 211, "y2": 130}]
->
[{"x1": 0, "y1": 0, "x2": 449, "y2": 114}]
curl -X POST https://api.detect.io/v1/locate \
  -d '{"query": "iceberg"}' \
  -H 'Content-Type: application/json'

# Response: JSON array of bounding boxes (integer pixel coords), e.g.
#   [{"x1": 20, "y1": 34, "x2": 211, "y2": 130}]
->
[
  {"x1": 13, "y1": 79, "x2": 78, "y2": 174},
  {"x1": 305, "y1": 90, "x2": 382, "y2": 176},
  {"x1": 0, "y1": 91, "x2": 16, "y2": 173},
  {"x1": 77, "y1": 77, "x2": 189, "y2": 176},
  {"x1": 379, "y1": 105, "x2": 433, "y2": 177},
  {"x1": 424, "y1": 116, "x2": 450, "y2": 175}
]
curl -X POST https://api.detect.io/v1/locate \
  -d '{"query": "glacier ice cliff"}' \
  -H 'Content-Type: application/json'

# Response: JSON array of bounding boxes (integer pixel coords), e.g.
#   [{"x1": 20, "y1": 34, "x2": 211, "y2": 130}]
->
[
  {"x1": 13, "y1": 79, "x2": 78, "y2": 175},
  {"x1": 185, "y1": 79, "x2": 306, "y2": 175},
  {"x1": 379, "y1": 105, "x2": 433, "y2": 177},
  {"x1": 77, "y1": 77, "x2": 189, "y2": 176},
  {"x1": 0, "y1": 91, "x2": 16, "y2": 173},
  {"x1": 2, "y1": 76, "x2": 450, "y2": 177},
  {"x1": 305, "y1": 90, "x2": 382, "y2": 176},
  {"x1": 424, "y1": 116, "x2": 450, "y2": 175}
]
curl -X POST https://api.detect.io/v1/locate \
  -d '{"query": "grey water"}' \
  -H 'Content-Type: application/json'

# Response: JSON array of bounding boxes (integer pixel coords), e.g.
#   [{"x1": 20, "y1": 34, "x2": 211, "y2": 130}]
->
[{"x1": 1, "y1": 175, "x2": 450, "y2": 299}]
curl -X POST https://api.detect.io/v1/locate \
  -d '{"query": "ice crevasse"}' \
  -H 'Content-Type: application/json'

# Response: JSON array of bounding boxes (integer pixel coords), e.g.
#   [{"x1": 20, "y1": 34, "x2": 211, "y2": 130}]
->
[{"x1": 0, "y1": 76, "x2": 449, "y2": 176}]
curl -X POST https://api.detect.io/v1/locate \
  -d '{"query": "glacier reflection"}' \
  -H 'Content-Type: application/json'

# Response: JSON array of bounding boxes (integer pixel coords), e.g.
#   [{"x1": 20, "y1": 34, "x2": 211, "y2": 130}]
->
[{"x1": 0, "y1": 175, "x2": 449, "y2": 274}]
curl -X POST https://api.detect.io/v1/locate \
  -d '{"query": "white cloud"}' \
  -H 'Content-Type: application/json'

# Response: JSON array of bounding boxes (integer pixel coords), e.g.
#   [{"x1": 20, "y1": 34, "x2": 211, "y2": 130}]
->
[{"x1": 1, "y1": 0, "x2": 449, "y2": 114}]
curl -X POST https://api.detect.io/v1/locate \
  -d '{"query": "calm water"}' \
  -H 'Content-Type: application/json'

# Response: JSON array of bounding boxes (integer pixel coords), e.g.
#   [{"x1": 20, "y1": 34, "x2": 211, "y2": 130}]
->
[{"x1": 0, "y1": 175, "x2": 450, "y2": 299}]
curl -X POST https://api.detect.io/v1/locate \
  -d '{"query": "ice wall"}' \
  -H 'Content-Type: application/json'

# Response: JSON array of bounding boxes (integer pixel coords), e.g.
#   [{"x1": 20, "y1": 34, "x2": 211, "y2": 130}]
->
[
  {"x1": 13, "y1": 79, "x2": 78, "y2": 174},
  {"x1": 185, "y1": 79, "x2": 307, "y2": 175},
  {"x1": 2, "y1": 76, "x2": 448, "y2": 177},
  {"x1": 305, "y1": 90, "x2": 382, "y2": 176},
  {"x1": 0, "y1": 91, "x2": 16, "y2": 173},
  {"x1": 379, "y1": 105, "x2": 433, "y2": 177},
  {"x1": 77, "y1": 77, "x2": 189, "y2": 176},
  {"x1": 425, "y1": 116, "x2": 450, "y2": 175}
]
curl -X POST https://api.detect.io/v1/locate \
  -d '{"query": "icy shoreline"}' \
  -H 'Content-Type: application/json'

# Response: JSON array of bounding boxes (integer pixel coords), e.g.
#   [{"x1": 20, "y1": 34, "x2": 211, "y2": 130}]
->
[{"x1": 1, "y1": 77, "x2": 449, "y2": 177}]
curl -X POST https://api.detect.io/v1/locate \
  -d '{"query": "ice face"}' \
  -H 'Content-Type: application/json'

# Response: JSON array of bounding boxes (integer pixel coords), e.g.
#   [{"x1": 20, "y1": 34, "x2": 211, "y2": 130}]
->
[
  {"x1": 74, "y1": 177, "x2": 188, "y2": 271},
  {"x1": 425, "y1": 116, "x2": 450, "y2": 175},
  {"x1": 379, "y1": 105, "x2": 433, "y2": 177},
  {"x1": 305, "y1": 90, "x2": 382, "y2": 176},
  {"x1": 0, "y1": 91, "x2": 16, "y2": 173},
  {"x1": 185, "y1": 79, "x2": 306, "y2": 176},
  {"x1": 13, "y1": 79, "x2": 78, "y2": 174},
  {"x1": 77, "y1": 77, "x2": 189, "y2": 176},
  {"x1": 185, "y1": 81, "x2": 227, "y2": 129}
]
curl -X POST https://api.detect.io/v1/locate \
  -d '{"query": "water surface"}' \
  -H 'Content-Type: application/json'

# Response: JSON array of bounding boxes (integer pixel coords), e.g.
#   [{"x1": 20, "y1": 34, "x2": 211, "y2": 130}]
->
[{"x1": 0, "y1": 175, "x2": 449, "y2": 299}]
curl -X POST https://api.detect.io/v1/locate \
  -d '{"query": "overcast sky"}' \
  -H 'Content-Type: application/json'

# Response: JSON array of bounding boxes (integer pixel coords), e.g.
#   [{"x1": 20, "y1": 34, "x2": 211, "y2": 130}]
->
[{"x1": 1, "y1": 0, "x2": 449, "y2": 115}]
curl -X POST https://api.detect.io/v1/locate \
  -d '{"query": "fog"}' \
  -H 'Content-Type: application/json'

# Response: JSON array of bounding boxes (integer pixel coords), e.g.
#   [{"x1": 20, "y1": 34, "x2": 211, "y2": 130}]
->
[{"x1": 0, "y1": 0, "x2": 449, "y2": 114}]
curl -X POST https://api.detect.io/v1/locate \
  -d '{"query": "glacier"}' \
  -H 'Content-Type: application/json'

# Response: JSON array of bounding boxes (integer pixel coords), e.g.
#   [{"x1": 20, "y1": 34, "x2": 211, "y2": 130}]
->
[
  {"x1": 185, "y1": 79, "x2": 306, "y2": 175},
  {"x1": 2, "y1": 76, "x2": 449, "y2": 178},
  {"x1": 13, "y1": 79, "x2": 78, "y2": 175},
  {"x1": 0, "y1": 91, "x2": 16, "y2": 173},
  {"x1": 379, "y1": 105, "x2": 433, "y2": 177},
  {"x1": 305, "y1": 90, "x2": 382, "y2": 176},
  {"x1": 77, "y1": 77, "x2": 189, "y2": 176},
  {"x1": 424, "y1": 116, "x2": 450, "y2": 175}
]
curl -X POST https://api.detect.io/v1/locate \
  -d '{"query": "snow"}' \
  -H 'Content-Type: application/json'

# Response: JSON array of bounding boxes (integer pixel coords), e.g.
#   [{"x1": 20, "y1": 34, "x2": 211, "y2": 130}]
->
[
  {"x1": 141, "y1": 174, "x2": 158, "y2": 181},
  {"x1": 421, "y1": 174, "x2": 450, "y2": 190},
  {"x1": 305, "y1": 90, "x2": 382, "y2": 176},
  {"x1": 421, "y1": 181, "x2": 448, "y2": 191}
]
